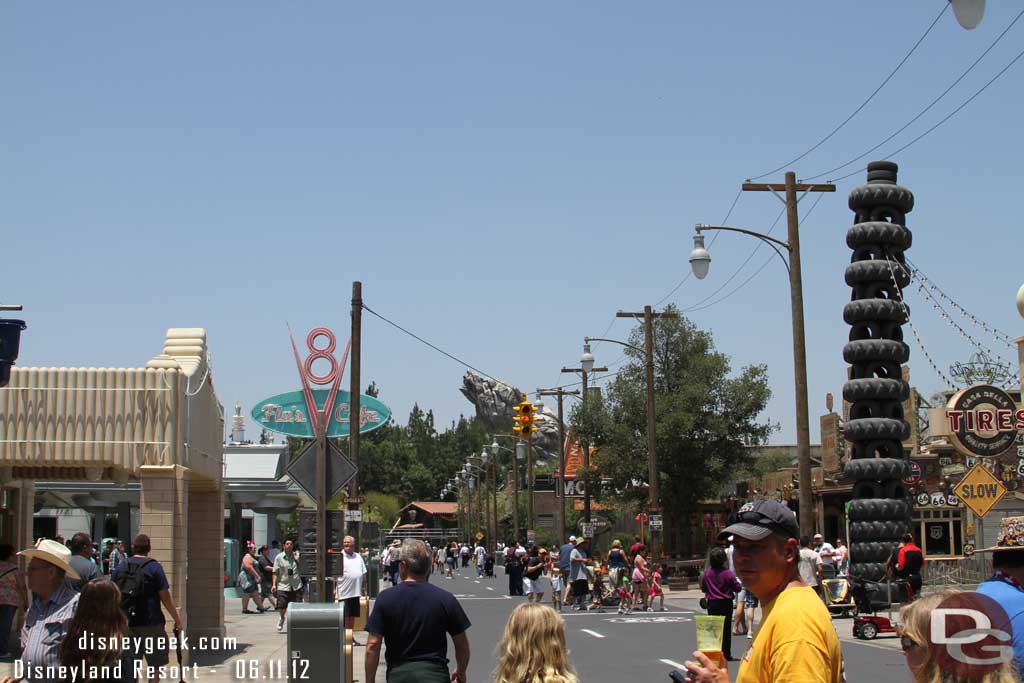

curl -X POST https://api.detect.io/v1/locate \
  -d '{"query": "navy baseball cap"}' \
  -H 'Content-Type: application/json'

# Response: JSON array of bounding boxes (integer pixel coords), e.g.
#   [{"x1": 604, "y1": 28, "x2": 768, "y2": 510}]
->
[{"x1": 719, "y1": 500, "x2": 800, "y2": 542}]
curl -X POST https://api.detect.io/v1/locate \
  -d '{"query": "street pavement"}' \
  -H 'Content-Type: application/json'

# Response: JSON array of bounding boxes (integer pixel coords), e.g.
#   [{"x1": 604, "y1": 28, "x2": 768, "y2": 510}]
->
[{"x1": 0, "y1": 564, "x2": 911, "y2": 682}]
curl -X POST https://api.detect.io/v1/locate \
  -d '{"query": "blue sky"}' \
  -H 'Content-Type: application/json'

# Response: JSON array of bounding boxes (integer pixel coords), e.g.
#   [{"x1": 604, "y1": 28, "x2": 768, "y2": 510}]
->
[{"x1": 4, "y1": 2, "x2": 1022, "y2": 445}]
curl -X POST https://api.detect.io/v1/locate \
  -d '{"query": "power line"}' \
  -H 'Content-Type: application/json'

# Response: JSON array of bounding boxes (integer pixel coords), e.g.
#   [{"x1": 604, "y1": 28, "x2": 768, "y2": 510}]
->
[
  {"x1": 803, "y1": 7, "x2": 1024, "y2": 182},
  {"x1": 831, "y1": 41, "x2": 1024, "y2": 183},
  {"x1": 361, "y1": 303, "x2": 512, "y2": 389},
  {"x1": 748, "y1": 2, "x2": 949, "y2": 181}
]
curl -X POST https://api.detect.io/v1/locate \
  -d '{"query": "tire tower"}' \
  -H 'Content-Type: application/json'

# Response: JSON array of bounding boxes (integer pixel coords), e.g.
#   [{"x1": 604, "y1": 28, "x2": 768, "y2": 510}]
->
[{"x1": 843, "y1": 161, "x2": 914, "y2": 583}]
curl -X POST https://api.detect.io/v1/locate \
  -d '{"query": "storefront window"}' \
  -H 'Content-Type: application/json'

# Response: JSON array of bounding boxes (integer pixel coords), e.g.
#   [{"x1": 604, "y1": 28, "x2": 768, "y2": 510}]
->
[{"x1": 913, "y1": 508, "x2": 963, "y2": 557}]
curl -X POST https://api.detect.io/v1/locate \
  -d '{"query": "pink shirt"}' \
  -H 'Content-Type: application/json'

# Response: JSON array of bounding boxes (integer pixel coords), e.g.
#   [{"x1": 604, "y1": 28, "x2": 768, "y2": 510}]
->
[{"x1": 0, "y1": 561, "x2": 25, "y2": 607}]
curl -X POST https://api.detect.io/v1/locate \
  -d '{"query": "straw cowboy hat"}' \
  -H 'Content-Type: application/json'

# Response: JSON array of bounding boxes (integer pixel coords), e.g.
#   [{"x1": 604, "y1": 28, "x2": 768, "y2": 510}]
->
[
  {"x1": 391, "y1": 539, "x2": 402, "y2": 547},
  {"x1": 18, "y1": 538, "x2": 81, "y2": 580},
  {"x1": 975, "y1": 516, "x2": 1024, "y2": 553}
]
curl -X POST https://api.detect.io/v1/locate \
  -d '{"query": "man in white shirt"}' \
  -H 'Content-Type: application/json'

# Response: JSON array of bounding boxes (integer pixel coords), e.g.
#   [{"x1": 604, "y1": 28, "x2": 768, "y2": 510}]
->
[
  {"x1": 814, "y1": 533, "x2": 837, "y2": 579},
  {"x1": 799, "y1": 535, "x2": 823, "y2": 588},
  {"x1": 474, "y1": 543, "x2": 486, "y2": 578},
  {"x1": 335, "y1": 536, "x2": 367, "y2": 638}
]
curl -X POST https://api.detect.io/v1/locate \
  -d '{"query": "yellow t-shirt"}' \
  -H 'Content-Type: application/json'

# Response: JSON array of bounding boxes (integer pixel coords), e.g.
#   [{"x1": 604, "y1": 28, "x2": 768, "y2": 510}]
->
[{"x1": 736, "y1": 585, "x2": 843, "y2": 683}]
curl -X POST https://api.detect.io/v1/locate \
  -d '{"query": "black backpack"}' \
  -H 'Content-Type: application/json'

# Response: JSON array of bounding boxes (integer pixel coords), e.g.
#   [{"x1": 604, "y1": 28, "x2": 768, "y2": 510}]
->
[{"x1": 115, "y1": 558, "x2": 155, "y2": 626}]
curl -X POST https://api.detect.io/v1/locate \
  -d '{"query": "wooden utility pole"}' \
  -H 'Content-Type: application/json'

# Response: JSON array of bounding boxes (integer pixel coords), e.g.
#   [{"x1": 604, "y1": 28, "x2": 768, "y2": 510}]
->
[
  {"x1": 742, "y1": 173, "x2": 834, "y2": 536},
  {"x1": 349, "y1": 281, "x2": 362, "y2": 545},
  {"x1": 616, "y1": 307, "x2": 678, "y2": 561},
  {"x1": 560, "y1": 364, "x2": 607, "y2": 530},
  {"x1": 537, "y1": 387, "x2": 580, "y2": 545}
]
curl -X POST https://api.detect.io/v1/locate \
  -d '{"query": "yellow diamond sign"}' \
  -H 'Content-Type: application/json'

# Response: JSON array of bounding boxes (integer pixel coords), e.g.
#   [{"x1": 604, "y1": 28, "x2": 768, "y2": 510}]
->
[{"x1": 953, "y1": 464, "x2": 1007, "y2": 519}]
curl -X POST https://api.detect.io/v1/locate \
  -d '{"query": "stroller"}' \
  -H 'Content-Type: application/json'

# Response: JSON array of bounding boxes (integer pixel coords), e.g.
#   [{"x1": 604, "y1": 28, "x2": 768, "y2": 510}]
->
[
  {"x1": 588, "y1": 566, "x2": 621, "y2": 610},
  {"x1": 484, "y1": 554, "x2": 495, "y2": 578},
  {"x1": 820, "y1": 576, "x2": 858, "y2": 617}
]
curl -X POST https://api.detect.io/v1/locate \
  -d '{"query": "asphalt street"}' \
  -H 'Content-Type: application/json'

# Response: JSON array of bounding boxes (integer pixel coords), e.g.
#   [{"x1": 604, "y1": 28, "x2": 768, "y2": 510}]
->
[{"x1": 424, "y1": 564, "x2": 912, "y2": 683}]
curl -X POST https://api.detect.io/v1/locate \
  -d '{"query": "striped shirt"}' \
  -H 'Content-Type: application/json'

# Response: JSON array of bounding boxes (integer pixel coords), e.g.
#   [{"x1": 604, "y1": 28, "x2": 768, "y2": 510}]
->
[{"x1": 20, "y1": 583, "x2": 80, "y2": 681}]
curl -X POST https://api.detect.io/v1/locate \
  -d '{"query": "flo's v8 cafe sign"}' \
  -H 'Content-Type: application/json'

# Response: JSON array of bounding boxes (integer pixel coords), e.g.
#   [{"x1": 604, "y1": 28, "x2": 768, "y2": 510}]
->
[
  {"x1": 945, "y1": 384, "x2": 1024, "y2": 458},
  {"x1": 253, "y1": 389, "x2": 390, "y2": 439}
]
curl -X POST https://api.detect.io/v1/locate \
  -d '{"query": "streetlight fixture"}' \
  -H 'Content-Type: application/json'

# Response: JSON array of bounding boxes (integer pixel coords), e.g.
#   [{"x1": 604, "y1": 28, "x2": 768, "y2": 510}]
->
[
  {"x1": 689, "y1": 219, "x2": 815, "y2": 533},
  {"x1": 580, "y1": 343, "x2": 595, "y2": 374}
]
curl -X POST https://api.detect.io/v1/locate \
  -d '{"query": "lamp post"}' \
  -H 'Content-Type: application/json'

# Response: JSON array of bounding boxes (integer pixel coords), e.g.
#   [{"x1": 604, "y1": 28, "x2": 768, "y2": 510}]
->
[
  {"x1": 488, "y1": 441, "x2": 500, "y2": 553},
  {"x1": 689, "y1": 189, "x2": 827, "y2": 532},
  {"x1": 562, "y1": 347, "x2": 608, "y2": 532}
]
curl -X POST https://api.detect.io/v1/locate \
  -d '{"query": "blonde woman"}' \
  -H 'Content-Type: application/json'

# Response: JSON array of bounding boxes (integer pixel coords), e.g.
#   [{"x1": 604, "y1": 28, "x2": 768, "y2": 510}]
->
[
  {"x1": 899, "y1": 588, "x2": 1018, "y2": 683},
  {"x1": 495, "y1": 603, "x2": 579, "y2": 683}
]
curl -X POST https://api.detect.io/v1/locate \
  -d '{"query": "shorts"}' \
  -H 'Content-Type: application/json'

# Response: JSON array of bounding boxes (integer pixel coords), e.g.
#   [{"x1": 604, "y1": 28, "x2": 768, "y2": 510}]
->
[
  {"x1": 242, "y1": 581, "x2": 258, "y2": 595},
  {"x1": 276, "y1": 589, "x2": 303, "y2": 609},
  {"x1": 127, "y1": 624, "x2": 169, "y2": 668},
  {"x1": 445, "y1": 557, "x2": 455, "y2": 566},
  {"x1": 649, "y1": 584, "x2": 663, "y2": 597},
  {"x1": 260, "y1": 582, "x2": 273, "y2": 598},
  {"x1": 572, "y1": 579, "x2": 589, "y2": 598},
  {"x1": 341, "y1": 596, "x2": 360, "y2": 618},
  {"x1": 744, "y1": 591, "x2": 759, "y2": 608}
]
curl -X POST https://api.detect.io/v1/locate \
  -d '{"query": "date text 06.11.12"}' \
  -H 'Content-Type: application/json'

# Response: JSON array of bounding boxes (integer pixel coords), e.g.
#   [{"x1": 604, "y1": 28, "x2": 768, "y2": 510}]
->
[{"x1": 233, "y1": 659, "x2": 310, "y2": 679}]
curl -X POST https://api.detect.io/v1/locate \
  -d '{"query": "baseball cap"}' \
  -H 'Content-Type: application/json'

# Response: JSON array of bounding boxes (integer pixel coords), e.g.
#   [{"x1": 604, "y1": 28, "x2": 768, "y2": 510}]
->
[
  {"x1": 569, "y1": 535, "x2": 577, "y2": 543},
  {"x1": 719, "y1": 499, "x2": 800, "y2": 542},
  {"x1": 813, "y1": 533, "x2": 823, "y2": 540}
]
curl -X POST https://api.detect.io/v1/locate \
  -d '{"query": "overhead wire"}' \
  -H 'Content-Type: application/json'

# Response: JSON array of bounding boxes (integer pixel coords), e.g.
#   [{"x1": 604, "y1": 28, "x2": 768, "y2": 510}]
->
[
  {"x1": 803, "y1": 6, "x2": 1024, "y2": 182},
  {"x1": 748, "y1": 2, "x2": 949, "y2": 181},
  {"x1": 829, "y1": 41, "x2": 1024, "y2": 183}
]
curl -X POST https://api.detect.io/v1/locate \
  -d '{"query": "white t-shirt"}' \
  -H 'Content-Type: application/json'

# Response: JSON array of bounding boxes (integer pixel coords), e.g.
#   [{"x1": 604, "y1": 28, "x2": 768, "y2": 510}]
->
[
  {"x1": 460, "y1": 545, "x2": 470, "y2": 557},
  {"x1": 335, "y1": 551, "x2": 367, "y2": 600},
  {"x1": 725, "y1": 545, "x2": 735, "y2": 572},
  {"x1": 816, "y1": 542, "x2": 836, "y2": 565},
  {"x1": 798, "y1": 548, "x2": 822, "y2": 587},
  {"x1": 475, "y1": 545, "x2": 486, "y2": 564},
  {"x1": 569, "y1": 547, "x2": 587, "y2": 582},
  {"x1": 515, "y1": 546, "x2": 527, "y2": 559}
]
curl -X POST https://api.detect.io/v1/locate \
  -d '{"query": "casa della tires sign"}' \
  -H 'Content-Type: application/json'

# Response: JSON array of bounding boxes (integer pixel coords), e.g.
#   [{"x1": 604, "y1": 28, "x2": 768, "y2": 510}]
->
[{"x1": 945, "y1": 384, "x2": 1024, "y2": 458}]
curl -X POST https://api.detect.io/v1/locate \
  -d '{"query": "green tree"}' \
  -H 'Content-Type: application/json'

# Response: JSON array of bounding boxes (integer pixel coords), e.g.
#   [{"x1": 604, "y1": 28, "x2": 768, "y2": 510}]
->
[{"x1": 569, "y1": 306, "x2": 774, "y2": 556}]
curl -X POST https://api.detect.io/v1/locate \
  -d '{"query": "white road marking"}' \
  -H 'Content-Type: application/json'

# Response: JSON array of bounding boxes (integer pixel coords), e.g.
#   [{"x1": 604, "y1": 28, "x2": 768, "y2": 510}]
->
[
  {"x1": 581, "y1": 629, "x2": 605, "y2": 639},
  {"x1": 474, "y1": 580, "x2": 480, "y2": 584},
  {"x1": 660, "y1": 659, "x2": 687, "y2": 670},
  {"x1": 486, "y1": 587, "x2": 494, "y2": 591}
]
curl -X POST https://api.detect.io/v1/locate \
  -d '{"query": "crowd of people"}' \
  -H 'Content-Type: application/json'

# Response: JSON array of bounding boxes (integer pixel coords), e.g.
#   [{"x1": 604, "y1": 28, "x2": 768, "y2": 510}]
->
[{"x1": 0, "y1": 533, "x2": 183, "y2": 683}]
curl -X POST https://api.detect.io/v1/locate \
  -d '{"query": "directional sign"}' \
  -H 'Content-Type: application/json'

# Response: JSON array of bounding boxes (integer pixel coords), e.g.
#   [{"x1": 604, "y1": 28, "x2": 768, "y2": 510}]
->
[
  {"x1": 287, "y1": 440, "x2": 357, "y2": 501},
  {"x1": 581, "y1": 523, "x2": 595, "y2": 538},
  {"x1": 345, "y1": 509, "x2": 362, "y2": 522},
  {"x1": 952, "y1": 464, "x2": 1008, "y2": 519}
]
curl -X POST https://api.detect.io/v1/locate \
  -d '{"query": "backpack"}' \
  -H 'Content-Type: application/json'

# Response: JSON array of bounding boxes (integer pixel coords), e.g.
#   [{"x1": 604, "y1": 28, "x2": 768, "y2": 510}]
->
[{"x1": 115, "y1": 558, "x2": 155, "y2": 626}]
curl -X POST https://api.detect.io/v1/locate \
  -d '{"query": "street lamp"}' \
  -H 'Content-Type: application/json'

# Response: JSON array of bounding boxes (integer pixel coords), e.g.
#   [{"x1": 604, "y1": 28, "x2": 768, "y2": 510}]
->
[{"x1": 689, "y1": 220, "x2": 816, "y2": 535}]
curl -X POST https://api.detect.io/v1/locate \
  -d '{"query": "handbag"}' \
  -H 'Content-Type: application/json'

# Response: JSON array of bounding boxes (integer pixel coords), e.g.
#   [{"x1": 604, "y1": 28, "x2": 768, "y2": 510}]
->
[
  {"x1": 700, "y1": 596, "x2": 709, "y2": 610},
  {"x1": 237, "y1": 569, "x2": 254, "y2": 591}
]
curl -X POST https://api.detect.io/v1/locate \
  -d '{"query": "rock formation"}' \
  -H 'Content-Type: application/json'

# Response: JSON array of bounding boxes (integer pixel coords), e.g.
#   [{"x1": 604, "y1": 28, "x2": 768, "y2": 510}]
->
[{"x1": 459, "y1": 371, "x2": 562, "y2": 458}]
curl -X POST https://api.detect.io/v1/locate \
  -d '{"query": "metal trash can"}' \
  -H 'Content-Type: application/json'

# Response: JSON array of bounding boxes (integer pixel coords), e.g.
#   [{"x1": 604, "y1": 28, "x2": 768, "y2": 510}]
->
[
  {"x1": 286, "y1": 602, "x2": 347, "y2": 682},
  {"x1": 368, "y1": 554, "x2": 380, "y2": 598}
]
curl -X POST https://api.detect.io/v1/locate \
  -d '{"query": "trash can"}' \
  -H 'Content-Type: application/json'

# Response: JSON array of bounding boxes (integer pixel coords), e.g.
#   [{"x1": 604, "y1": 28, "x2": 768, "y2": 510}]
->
[
  {"x1": 286, "y1": 602, "x2": 347, "y2": 682},
  {"x1": 368, "y1": 554, "x2": 380, "y2": 598}
]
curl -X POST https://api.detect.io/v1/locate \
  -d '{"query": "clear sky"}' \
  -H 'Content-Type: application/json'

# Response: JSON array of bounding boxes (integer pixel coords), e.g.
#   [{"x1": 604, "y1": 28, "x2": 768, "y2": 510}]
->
[{"x1": 4, "y1": 2, "x2": 1022, "y2": 446}]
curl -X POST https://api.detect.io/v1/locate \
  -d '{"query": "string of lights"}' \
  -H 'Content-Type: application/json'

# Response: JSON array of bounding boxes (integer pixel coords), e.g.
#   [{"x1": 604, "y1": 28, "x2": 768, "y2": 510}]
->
[
  {"x1": 907, "y1": 258, "x2": 1017, "y2": 348},
  {"x1": 885, "y1": 255, "x2": 955, "y2": 389}
]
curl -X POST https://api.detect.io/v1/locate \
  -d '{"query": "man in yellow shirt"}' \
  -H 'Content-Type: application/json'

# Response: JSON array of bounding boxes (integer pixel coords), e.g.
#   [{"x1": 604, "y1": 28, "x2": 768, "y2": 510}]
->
[{"x1": 685, "y1": 500, "x2": 844, "y2": 683}]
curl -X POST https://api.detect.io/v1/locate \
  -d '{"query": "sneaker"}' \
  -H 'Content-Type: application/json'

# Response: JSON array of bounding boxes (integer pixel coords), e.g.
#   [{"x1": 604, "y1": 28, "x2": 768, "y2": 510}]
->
[
  {"x1": 276, "y1": 622, "x2": 284, "y2": 633},
  {"x1": 659, "y1": 607, "x2": 669, "y2": 612},
  {"x1": 747, "y1": 632, "x2": 753, "y2": 639}
]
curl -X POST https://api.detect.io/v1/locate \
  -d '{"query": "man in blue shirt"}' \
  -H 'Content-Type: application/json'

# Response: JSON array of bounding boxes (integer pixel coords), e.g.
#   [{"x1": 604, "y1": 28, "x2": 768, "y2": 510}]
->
[
  {"x1": 559, "y1": 535, "x2": 576, "y2": 604},
  {"x1": 976, "y1": 516, "x2": 1024, "y2": 673},
  {"x1": 365, "y1": 539, "x2": 471, "y2": 683},
  {"x1": 16, "y1": 539, "x2": 81, "y2": 682}
]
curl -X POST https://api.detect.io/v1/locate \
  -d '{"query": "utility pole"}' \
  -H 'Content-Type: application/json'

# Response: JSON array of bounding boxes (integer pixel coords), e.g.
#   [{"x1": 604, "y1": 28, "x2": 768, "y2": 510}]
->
[
  {"x1": 512, "y1": 442, "x2": 522, "y2": 543},
  {"x1": 526, "y1": 429, "x2": 534, "y2": 540},
  {"x1": 616, "y1": 306, "x2": 678, "y2": 561},
  {"x1": 349, "y1": 281, "x2": 363, "y2": 546},
  {"x1": 742, "y1": 172, "x2": 834, "y2": 536},
  {"x1": 537, "y1": 387, "x2": 580, "y2": 545},
  {"x1": 561, "y1": 363, "x2": 607, "y2": 530}
]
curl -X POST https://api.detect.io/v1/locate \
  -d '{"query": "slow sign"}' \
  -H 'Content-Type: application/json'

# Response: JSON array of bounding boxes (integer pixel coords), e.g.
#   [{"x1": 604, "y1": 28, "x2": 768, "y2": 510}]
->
[{"x1": 952, "y1": 464, "x2": 1008, "y2": 519}]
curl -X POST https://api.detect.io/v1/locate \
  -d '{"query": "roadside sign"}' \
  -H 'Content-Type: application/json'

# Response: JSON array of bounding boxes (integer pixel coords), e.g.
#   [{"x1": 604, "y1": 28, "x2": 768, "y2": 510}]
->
[
  {"x1": 581, "y1": 523, "x2": 595, "y2": 538},
  {"x1": 903, "y1": 461, "x2": 921, "y2": 485},
  {"x1": 344, "y1": 509, "x2": 362, "y2": 522},
  {"x1": 650, "y1": 520, "x2": 663, "y2": 530},
  {"x1": 344, "y1": 496, "x2": 366, "y2": 505},
  {"x1": 287, "y1": 440, "x2": 357, "y2": 501},
  {"x1": 952, "y1": 464, "x2": 1008, "y2": 518},
  {"x1": 649, "y1": 514, "x2": 662, "y2": 523},
  {"x1": 475, "y1": 532, "x2": 485, "y2": 541}
]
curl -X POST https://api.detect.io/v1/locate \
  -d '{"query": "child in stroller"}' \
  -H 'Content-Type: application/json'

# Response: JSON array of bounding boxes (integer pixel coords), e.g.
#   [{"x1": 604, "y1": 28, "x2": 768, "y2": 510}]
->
[{"x1": 484, "y1": 554, "x2": 495, "y2": 578}]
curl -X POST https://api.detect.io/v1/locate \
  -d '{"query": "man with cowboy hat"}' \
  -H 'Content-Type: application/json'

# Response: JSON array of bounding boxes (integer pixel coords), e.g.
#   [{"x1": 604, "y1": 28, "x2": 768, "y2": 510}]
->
[
  {"x1": 16, "y1": 539, "x2": 81, "y2": 680},
  {"x1": 976, "y1": 515, "x2": 1024, "y2": 671}
]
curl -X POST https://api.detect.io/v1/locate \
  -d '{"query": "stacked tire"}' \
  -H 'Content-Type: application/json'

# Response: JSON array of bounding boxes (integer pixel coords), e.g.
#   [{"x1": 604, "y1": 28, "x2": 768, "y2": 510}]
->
[{"x1": 843, "y1": 161, "x2": 914, "y2": 583}]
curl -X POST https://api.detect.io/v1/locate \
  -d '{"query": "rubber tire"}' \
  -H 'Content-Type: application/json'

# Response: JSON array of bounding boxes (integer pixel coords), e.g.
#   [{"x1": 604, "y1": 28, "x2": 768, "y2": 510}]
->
[
  {"x1": 844, "y1": 458, "x2": 910, "y2": 482},
  {"x1": 860, "y1": 622, "x2": 879, "y2": 640},
  {"x1": 845, "y1": 418, "x2": 910, "y2": 442},
  {"x1": 849, "y1": 562, "x2": 888, "y2": 583},
  {"x1": 843, "y1": 299, "x2": 907, "y2": 325},
  {"x1": 843, "y1": 340, "x2": 910, "y2": 365},
  {"x1": 843, "y1": 378, "x2": 908, "y2": 403},
  {"x1": 850, "y1": 520, "x2": 912, "y2": 542},
  {"x1": 846, "y1": 222, "x2": 912, "y2": 250},
  {"x1": 847, "y1": 499, "x2": 912, "y2": 521},
  {"x1": 851, "y1": 543, "x2": 899, "y2": 565},
  {"x1": 845, "y1": 260, "x2": 911, "y2": 289},
  {"x1": 848, "y1": 184, "x2": 914, "y2": 214}
]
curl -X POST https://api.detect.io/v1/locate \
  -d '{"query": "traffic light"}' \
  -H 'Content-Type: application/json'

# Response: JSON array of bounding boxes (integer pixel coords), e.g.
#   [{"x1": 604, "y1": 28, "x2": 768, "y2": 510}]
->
[
  {"x1": 0, "y1": 318, "x2": 26, "y2": 388},
  {"x1": 512, "y1": 400, "x2": 535, "y2": 438}
]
